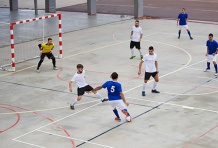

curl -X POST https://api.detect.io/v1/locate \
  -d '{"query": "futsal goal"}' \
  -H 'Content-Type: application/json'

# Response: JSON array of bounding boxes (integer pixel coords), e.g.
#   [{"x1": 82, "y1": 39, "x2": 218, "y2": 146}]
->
[{"x1": 0, "y1": 13, "x2": 63, "y2": 71}]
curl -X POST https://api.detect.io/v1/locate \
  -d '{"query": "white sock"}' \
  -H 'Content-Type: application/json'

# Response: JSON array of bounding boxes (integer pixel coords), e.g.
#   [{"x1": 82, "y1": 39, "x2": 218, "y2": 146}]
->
[
  {"x1": 139, "y1": 49, "x2": 142, "y2": 55},
  {"x1": 71, "y1": 99, "x2": 77, "y2": 106},
  {"x1": 131, "y1": 49, "x2": 134, "y2": 55},
  {"x1": 95, "y1": 92, "x2": 104, "y2": 100},
  {"x1": 152, "y1": 81, "x2": 157, "y2": 90},
  {"x1": 142, "y1": 82, "x2": 146, "y2": 91}
]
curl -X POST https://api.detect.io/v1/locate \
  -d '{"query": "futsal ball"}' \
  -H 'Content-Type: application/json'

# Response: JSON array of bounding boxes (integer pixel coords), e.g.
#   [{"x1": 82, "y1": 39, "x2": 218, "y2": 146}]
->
[{"x1": 126, "y1": 116, "x2": 132, "y2": 122}]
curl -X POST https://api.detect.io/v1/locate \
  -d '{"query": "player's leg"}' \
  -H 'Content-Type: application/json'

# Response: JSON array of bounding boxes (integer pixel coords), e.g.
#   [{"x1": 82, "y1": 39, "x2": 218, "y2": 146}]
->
[
  {"x1": 47, "y1": 52, "x2": 58, "y2": 70},
  {"x1": 136, "y1": 42, "x2": 143, "y2": 59},
  {"x1": 178, "y1": 26, "x2": 182, "y2": 39},
  {"x1": 142, "y1": 72, "x2": 151, "y2": 96},
  {"x1": 36, "y1": 53, "x2": 46, "y2": 72},
  {"x1": 84, "y1": 85, "x2": 108, "y2": 102},
  {"x1": 110, "y1": 101, "x2": 121, "y2": 121},
  {"x1": 117, "y1": 100, "x2": 132, "y2": 121},
  {"x1": 185, "y1": 25, "x2": 193, "y2": 40},
  {"x1": 130, "y1": 41, "x2": 136, "y2": 59},
  {"x1": 70, "y1": 87, "x2": 84, "y2": 110},
  {"x1": 204, "y1": 55, "x2": 212, "y2": 72},
  {"x1": 212, "y1": 55, "x2": 218, "y2": 76},
  {"x1": 151, "y1": 72, "x2": 160, "y2": 93}
]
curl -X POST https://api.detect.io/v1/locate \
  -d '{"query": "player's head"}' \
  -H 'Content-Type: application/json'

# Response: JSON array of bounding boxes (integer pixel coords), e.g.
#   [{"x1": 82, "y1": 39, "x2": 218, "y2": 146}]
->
[
  {"x1": 77, "y1": 64, "x2": 83, "y2": 73},
  {"x1": 148, "y1": 46, "x2": 154, "y2": 55},
  {"x1": 111, "y1": 72, "x2": 118, "y2": 80},
  {"x1": 182, "y1": 8, "x2": 185, "y2": 13},
  {"x1": 209, "y1": 33, "x2": 213, "y2": 41},
  {"x1": 48, "y1": 38, "x2": 53, "y2": 45},
  {"x1": 135, "y1": 20, "x2": 139, "y2": 27}
]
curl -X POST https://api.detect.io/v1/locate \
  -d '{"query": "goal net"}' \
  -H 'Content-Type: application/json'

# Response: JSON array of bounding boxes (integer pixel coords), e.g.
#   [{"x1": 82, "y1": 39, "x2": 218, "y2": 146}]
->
[{"x1": 0, "y1": 13, "x2": 63, "y2": 71}]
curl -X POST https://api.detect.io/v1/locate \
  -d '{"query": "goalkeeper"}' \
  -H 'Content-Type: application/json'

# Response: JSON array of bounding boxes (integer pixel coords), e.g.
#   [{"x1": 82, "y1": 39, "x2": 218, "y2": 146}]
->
[{"x1": 36, "y1": 38, "x2": 58, "y2": 72}]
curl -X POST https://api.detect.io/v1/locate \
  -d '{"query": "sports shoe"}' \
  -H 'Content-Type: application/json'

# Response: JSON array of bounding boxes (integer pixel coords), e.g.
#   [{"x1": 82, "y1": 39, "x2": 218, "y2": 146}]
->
[
  {"x1": 142, "y1": 91, "x2": 146, "y2": 96},
  {"x1": 190, "y1": 37, "x2": 193, "y2": 40},
  {"x1": 115, "y1": 117, "x2": 121, "y2": 122},
  {"x1": 178, "y1": 36, "x2": 180, "y2": 39},
  {"x1": 70, "y1": 105, "x2": 75, "y2": 110},
  {"x1": 215, "y1": 73, "x2": 218, "y2": 76},
  {"x1": 36, "y1": 69, "x2": 40, "y2": 73},
  {"x1": 151, "y1": 89, "x2": 160, "y2": 93},
  {"x1": 204, "y1": 68, "x2": 210, "y2": 72},
  {"x1": 130, "y1": 55, "x2": 136, "y2": 59},
  {"x1": 140, "y1": 55, "x2": 143, "y2": 59},
  {"x1": 53, "y1": 67, "x2": 58, "y2": 70},
  {"x1": 101, "y1": 98, "x2": 108, "y2": 102}
]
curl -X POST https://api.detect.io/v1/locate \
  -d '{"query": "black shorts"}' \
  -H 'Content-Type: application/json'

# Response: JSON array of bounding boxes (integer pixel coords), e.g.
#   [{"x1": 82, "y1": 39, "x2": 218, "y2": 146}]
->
[
  {"x1": 130, "y1": 41, "x2": 141, "y2": 49},
  {"x1": 144, "y1": 72, "x2": 158, "y2": 80},
  {"x1": 77, "y1": 85, "x2": 93, "y2": 96},
  {"x1": 40, "y1": 52, "x2": 55, "y2": 60}
]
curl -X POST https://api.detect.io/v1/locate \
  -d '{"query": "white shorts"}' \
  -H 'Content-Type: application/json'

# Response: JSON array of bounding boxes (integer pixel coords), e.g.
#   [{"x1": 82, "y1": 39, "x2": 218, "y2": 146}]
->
[
  {"x1": 207, "y1": 54, "x2": 217, "y2": 62},
  {"x1": 179, "y1": 25, "x2": 189, "y2": 30},
  {"x1": 109, "y1": 100, "x2": 127, "y2": 110}
]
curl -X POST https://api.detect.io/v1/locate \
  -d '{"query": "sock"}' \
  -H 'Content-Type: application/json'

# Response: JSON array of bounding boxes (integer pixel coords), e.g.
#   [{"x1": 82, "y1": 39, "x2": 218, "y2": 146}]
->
[
  {"x1": 95, "y1": 92, "x2": 104, "y2": 100},
  {"x1": 71, "y1": 99, "x2": 77, "y2": 106},
  {"x1": 214, "y1": 64, "x2": 218, "y2": 73},
  {"x1": 142, "y1": 82, "x2": 146, "y2": 91},
  {"x1": 122, "y1": 109, "x2": 130, "y2": 116},
  {"x1": 131, "y1": 49, "x2": 134, "y2": 56},
  {"x1": 152, "y1": 81, "x2": 157, "y2": 90},
  {"x1": 178, "y1": 30, "x2": 181, "y2": 37},
  {"x1": 113, "y1": 109, "x2": 120, "y2": 119},
  {"x1": 207, "y1": 62, "x2": 210, "y2": 69},
  {"x1": 139, "y1": 49, "x2": 142, "y2": 55},
  {"x1": 188, "y1": 31, "x2": 191, "y2": 37}
]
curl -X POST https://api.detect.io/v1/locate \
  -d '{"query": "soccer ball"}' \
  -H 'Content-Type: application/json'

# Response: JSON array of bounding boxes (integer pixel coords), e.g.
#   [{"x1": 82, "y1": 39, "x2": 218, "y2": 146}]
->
[{"x1": 126, "y1": 116, "x2": 132, "y2": 122}]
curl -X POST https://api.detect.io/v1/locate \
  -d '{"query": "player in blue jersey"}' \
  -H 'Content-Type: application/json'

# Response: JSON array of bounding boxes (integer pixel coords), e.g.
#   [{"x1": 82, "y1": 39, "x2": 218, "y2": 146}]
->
[
  {"x1": 94, "y1": 72, "x2": 132, "y2": 122},
  {"x1": 204, "y1": 33, "x2": 218, "y2": 76},
  {"x1": 177, "y1": 8, "x2": 193, "y2": 40}
]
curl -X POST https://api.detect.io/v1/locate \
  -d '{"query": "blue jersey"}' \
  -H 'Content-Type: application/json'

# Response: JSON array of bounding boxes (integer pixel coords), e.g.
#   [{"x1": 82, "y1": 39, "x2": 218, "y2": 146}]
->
[
  {"x1": 178, "y1": 13, "x2": 188, "y2": 25},
  {"x1": 206, "y1": 40, "x2": 218, "y2": 55},
  {"x1": 102, "y1": 81, "x2": 122, "y2": 101}
]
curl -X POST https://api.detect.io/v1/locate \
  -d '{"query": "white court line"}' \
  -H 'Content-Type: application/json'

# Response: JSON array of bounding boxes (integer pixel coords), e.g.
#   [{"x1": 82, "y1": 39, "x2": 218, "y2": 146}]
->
[
  {"x1": 37, "y1": 130, "x2": 115, "y2": 148},
  {"x1": 198, "y1": 76, "x2": 218, "y2": 81},
  {"x1": 127, "y1": 97, "x2": 218, "y2": 114},
  {"x1": 13, "y1": 139, "x2": 45, "y2": 148},
  {"x1": 13, "y1": 102, "x2": 101, "y2": 141}
]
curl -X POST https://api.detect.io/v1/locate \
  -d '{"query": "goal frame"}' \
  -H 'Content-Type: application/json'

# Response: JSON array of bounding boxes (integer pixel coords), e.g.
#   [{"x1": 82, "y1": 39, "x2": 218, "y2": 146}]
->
[{"x1": 9, "y1": 13, "x2": 63, "y2": 71}]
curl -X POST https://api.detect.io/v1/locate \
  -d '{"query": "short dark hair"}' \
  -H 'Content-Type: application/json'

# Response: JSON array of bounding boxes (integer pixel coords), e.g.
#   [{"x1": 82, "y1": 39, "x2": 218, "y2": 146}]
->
[
  {"x1": 149, "y1": 46, "x2": 154, "y2": 50},
  {"x1": 111, "y1": 72, "x2": 118, "y2": 80},
  {"x1": 77, "y1": 64, "x2": 83, "y2": 69},
  {"x1": 209, "y1": 33, "x2": 213, "y2": 37},
  {"x1": 48, "y1": 38, "x2": 52, "y2": 41},
  {"x1": 135, "y1": 20, "x2": 139, "y2": 23},
  {"x1": 182, "y1": 8, "x2": 185, "y2": 10}
]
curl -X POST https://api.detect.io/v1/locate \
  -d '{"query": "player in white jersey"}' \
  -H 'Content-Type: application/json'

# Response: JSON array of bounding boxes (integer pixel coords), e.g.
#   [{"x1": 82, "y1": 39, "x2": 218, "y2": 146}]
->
[
  {"x1": 138, "y1": 46, "x2": 160, "y2": 96},
  {"x1": 69, "y1": 64, "x2": 108, "y2": 110},
  {"x1": 130, "y1": 20, "x2": 143, "y2": 60}
]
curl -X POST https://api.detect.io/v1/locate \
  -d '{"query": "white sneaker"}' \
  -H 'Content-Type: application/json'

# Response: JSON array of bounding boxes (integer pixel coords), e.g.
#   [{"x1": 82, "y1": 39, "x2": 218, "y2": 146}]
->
[
  {"x1": 53, "y1": 67, "x2": 58, "y2": 70},
  {"x1": 36, "y1": 69, "x2": 40, "y2": 73},
  {"x1": 215, "y1": 73, "x2": 218, "y2": 76},
  {"x1": 204, "y1": 68, "x2": 210, "y2": 72}
]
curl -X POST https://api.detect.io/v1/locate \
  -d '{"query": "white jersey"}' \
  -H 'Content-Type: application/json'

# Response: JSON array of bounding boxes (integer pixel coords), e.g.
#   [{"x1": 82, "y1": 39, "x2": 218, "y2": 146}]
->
[
  {"x1": 71, "y1": 70, "x2": 88, "y2": 88},
  {"x1": 142, "y1": 53, "x2": 157, "y2": 73},
  {"x1": 131, "y1": 26, "x2": 143, "y2": 42}
]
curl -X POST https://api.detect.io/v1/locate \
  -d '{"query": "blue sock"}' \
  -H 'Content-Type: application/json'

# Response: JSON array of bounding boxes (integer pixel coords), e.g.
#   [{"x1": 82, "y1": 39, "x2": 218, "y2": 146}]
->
[
  {"x1": 113, "y1": 109, "x2": 120, "y2": 119},
  {"x1": 214, "y1": 64, "x2": 217, "y2": 73},
  {"x1": 207, "y1": 62, "x2": 210, "y2": 69},
  {"x1": 178, "y1": 30, "x2": 181, "y2": 37},
  {"x1": 188, "y1": 31, "x2": 191, "y2": 37},
  {"x1": 123, "y1": 109, "x2": 130, "y2": 116}
]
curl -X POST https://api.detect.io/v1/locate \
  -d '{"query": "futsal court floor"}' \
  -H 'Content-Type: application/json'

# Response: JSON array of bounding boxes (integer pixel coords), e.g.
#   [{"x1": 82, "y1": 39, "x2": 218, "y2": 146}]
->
[{"x1": 0, "y1": 18, "x2": 218, "y2": 148}]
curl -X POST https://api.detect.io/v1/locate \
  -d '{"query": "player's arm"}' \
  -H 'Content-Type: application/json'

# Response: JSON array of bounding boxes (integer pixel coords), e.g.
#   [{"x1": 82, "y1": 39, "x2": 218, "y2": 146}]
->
[
  {"x1": 38, "y1": 44, "x2": 42, "y2": 51},
  {"x1": 69, "y1": 81, "x2": 73, "y2": 92},
  {"x1": 138, "y1": 60, "x2": 144, "y2": 75},
  {"x1": 140, "y1": 29, "x2": 143, "y2": 42},
  {"x1": 206, "y1": 46, "x2": 209, "y2": 56},
  {"x1": 130, "y1": 31, "x2": 133, "y2": 39},
  {"x1": 94, "y1": 86, "x2": 103, "y2": 91},
  {"x1": 155, "y1": 61, "x2": 159, "y2": 73},
  {"x1": 120, "y1": 92, "x2": 129, "y2": 106},
  {"x1": 176, "y1": 18, "x2": 179, "y2": 26}
]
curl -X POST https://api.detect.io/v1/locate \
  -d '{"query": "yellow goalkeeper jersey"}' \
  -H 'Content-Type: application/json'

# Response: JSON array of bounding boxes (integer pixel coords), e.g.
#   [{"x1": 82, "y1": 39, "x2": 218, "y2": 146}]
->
[{"x1": 41, "y1": 43, "x2": 54, "y2": 53}]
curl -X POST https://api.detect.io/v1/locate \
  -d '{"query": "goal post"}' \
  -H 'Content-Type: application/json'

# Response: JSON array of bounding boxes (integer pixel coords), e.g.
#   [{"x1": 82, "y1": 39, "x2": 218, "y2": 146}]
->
[{"x1": 9, "y1": 13, "x2": 63, "y2": 71}]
